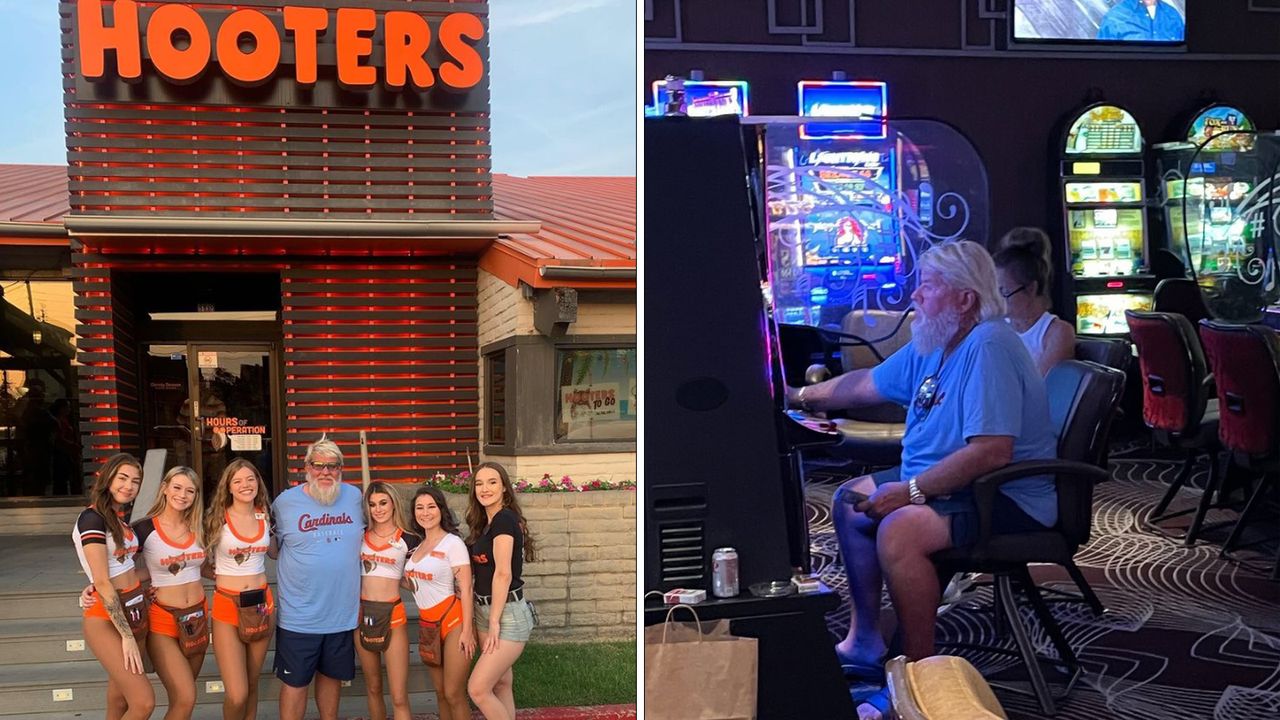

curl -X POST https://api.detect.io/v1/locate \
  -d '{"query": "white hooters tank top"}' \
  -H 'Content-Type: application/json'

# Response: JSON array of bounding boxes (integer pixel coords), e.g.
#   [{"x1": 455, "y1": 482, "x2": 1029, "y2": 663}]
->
[
  {"x1": 360, "y1": 529, "x2": 420, "y2": 580},
  {"x1": 214, "y1": 512, "x2": 269, "y2": 577},
  {"x1": 134, "y1": 517, "x2": 205, "y2": 587}
]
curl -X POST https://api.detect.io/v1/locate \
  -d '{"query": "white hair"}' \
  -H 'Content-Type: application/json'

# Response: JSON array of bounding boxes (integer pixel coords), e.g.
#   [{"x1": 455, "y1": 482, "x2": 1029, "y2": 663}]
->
[
  {"x1": 918, "y1": 241, "x2": 1006, "y2": 322},
  {"x1": 304, "y1": 434, "x2": 345, "y2": 466}
]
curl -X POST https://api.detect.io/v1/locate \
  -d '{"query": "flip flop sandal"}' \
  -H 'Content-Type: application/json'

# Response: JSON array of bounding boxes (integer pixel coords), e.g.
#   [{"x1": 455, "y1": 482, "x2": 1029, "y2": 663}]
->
[
  {"x1": 857, "y1": 686, "x2": 892, "y2": 720},
  {"x1": 835, "y1": 646, "x2": 887, "y2": 681}
]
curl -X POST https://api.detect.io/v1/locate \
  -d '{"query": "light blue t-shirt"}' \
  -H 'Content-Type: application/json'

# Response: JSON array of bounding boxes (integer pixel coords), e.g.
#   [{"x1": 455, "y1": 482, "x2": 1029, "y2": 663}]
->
[
  {"x1": 1097, "y1": 0, "x2": 1184, "y2": 42},
  {"x1": 271, "y1": 482, "x2": 365, "y2": 633},
  {"x1": 871, "y1": 319, "x2": 1058, "y2": 527}
]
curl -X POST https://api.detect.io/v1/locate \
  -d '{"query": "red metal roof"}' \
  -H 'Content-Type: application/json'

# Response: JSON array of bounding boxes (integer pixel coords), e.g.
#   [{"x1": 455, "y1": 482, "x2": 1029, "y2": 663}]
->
[
  {"x1": 0, "y1": 165, "x2": 70, "y2": 224},
  {"x1": 0, "y1": 166, "x2": 637, "y2": 288}
]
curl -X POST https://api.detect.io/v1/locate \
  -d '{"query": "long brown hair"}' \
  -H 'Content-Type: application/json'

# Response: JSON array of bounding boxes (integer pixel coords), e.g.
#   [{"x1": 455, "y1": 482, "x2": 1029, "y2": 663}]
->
[
  {"x1": 90, "y1": 453, "x2": 142, "y2": 550},
  {"x1": 465, "y1": 462, "x2": 536, "y2": 562},
  {"x1": 364, "y1": 481, "x2": 412, "y2": 536},
  {"x1": 410, "y1": 484, "x2": 460, "y2": 537},
  {"x1": 204, "y1": 459, "x2": 270, "y2": 552},
  {"x1": 143, "y1": 466, "x2": 203, "y2": 543}
]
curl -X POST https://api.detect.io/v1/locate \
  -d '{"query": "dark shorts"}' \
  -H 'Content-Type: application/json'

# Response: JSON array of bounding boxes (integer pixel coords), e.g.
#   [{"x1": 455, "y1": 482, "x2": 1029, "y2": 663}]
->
[
  {"x1": 865, "y1": 466, "x2": 1047, "y2": 547},
  {"x1": 274, "y1": 627, "x2": 355, "y2": 687}
]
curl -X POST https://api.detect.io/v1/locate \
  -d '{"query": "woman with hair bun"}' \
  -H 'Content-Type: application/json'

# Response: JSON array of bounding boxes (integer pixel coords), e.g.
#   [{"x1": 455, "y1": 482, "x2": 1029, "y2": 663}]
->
[{"x1": 993, "y1": 227, "x2": 1076, "y2": 376}]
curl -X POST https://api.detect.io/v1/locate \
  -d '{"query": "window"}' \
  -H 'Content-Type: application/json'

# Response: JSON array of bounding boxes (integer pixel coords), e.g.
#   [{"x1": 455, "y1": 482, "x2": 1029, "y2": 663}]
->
[
  {"x1": 554, "y1": 347, "x2": 636, "y2": 442},
  {"x1": 487, "y1": 351, "x2": 507, "y2": 445}
]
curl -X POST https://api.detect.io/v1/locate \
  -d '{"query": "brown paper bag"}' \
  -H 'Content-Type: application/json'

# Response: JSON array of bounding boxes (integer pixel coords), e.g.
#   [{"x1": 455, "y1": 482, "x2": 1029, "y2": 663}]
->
[{"x1": 644, "y1": 605, "x2": 758, "y2": 720}]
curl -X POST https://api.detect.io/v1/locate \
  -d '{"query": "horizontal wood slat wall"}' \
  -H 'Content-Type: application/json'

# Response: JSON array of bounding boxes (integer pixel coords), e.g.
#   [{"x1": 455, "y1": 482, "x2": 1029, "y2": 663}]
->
[
  {"x1": 59, "y1": 0, "x2": 493, "y2": 219},
  {"x1": 282, "y1": 262, "x2": 479, "y2": 482},
  {"x1": 72, "y1": 254, "x2": 126, "y2": 480}
]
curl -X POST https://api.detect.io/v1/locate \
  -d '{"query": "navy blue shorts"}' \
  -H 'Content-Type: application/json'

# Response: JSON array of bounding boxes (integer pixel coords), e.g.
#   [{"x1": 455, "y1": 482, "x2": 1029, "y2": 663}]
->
[
  {"x1": 274, "y1": 627, "x2": 355, "y2": 687},
  {"x1": 864, "y1": 466, "x2": 1047, "y2": 547}
]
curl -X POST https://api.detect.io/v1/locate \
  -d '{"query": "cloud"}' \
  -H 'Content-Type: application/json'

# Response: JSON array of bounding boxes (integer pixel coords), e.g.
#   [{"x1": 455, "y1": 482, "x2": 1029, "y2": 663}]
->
[{"x1": 501, "y1": 0, "x2": 617, "y2": 28}]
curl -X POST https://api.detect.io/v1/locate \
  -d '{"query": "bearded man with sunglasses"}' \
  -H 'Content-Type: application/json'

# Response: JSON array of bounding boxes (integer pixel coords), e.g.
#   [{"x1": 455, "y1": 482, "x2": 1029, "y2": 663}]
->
[
  {"x1": 270, "y1": 435, "x2": 366, "y2": 720},
  {"x1": 789, "y1": 241, "x2": 1056, "y2": 719}
]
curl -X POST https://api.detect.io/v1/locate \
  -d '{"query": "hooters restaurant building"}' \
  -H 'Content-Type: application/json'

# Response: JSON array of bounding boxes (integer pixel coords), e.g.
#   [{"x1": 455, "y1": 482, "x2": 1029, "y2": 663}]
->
[{"x1": 0, "y1": 0, "x2": 636, "y2": 501}]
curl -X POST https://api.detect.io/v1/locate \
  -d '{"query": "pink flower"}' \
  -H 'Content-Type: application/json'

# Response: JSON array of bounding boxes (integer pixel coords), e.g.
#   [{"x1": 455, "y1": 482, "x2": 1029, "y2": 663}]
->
[
  {"x1": 459, "y1": 471, "x2": 471, "y2": 479},
  {"x1": 539, "y1": 477, "x2": 552, "y2": 487}
]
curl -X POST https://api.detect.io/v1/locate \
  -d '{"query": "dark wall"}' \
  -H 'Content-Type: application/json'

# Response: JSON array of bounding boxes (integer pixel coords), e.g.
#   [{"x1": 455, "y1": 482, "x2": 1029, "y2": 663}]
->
[{"x1": 646, "y1": 0, "x2": 1280, "y2": 255}]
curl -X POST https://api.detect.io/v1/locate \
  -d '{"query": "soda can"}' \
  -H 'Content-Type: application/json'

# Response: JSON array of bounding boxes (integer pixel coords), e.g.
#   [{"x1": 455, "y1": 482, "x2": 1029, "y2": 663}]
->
[{"x1": 711, "y1": 547, "x2": 739, "y2": 598}]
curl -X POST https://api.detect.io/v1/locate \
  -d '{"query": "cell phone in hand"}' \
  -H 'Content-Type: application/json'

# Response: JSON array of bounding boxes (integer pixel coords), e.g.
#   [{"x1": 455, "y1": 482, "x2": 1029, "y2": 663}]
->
[
  {"x1": 836, "y1": 486, "x2": 870, "y2": 506},
  {"x1": 239, "y1": 588, "x2": 266, "y2": 607}
]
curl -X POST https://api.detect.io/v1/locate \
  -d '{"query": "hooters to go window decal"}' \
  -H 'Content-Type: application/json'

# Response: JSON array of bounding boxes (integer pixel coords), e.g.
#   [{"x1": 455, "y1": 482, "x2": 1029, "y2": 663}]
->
[{"x1": 75, "y1": 0, "x2": 486, "y2": 91}]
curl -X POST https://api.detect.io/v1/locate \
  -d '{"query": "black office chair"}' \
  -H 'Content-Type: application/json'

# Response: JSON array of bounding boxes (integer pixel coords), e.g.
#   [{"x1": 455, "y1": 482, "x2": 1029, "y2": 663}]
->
[
  {"x1": 932, "y1": 359, "x2": 1125, "y2": 715},
  {"x1": 1074, "y1": 337, "x2": 1130, "y2": 373},
  {"x1": 1153, "y1": 278, "x2": 1213, "y2": 327}
]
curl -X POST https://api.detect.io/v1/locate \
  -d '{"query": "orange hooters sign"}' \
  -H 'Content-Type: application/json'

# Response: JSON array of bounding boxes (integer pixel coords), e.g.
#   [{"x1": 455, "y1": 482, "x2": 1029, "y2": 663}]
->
[{"x1": 76, "y1": 0, "x2": 486, "y2": 91}]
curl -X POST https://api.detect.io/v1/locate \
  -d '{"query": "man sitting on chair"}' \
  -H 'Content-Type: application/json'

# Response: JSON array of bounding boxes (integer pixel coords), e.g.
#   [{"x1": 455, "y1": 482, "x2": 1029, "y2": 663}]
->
[{"x1": 790, "y1": 241, "x2": 1057, "y2": 720}]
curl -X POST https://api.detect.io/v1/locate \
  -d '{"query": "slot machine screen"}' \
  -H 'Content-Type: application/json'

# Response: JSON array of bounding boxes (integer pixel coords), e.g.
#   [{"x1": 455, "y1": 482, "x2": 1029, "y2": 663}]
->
[{"x1": 1013, "y1": 0, "x2": 1185, "y2": 44}]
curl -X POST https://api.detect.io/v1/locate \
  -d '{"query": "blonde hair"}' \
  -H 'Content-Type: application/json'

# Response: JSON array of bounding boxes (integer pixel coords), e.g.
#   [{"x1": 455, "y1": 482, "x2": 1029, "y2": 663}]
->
[
  {"x1": 919, "y1": 241, "x2": 1006, "y2": 322},
  {"x1": 304, "y1": 434, "x2": 344, "y2": 467},
  {"x1": 143, "y1": 466, "x2": 203, "y2": 542},
  {"x1": 363, "y1": 481, "x2": 412, "y2": 535}
]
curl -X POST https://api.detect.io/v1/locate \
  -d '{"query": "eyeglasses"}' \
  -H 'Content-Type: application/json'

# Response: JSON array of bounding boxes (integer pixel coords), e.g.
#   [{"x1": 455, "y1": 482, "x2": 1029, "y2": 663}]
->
[
  {"x1": 999, "y1": 284, "x2": 1027, "y2": 299},
  {"x1": 307, "y1": 462, "x2": 342, "y2": 473},
  {"x1": 913, "y1": 374, "x2": 941, "y2": 420}
]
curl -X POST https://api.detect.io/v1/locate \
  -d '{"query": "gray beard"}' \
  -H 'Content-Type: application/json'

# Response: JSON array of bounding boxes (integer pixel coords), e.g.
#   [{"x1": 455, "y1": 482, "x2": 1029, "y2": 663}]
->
[
  {"x1": 308, "y1": 480, "x2": 340, "y2": 506},
  {"x1": 912, "y1": 308, "x2": 963, "y2": 356}
]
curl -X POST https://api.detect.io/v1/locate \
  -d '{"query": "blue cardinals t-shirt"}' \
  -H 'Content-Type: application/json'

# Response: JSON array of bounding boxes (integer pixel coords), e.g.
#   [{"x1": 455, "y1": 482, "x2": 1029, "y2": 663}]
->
[
  {"x1": 871, "y1": 319, "x2": 1059, "y2": 527},
  {"x1": 272, "y1": 482, "x2": 365, "y2": 633}
]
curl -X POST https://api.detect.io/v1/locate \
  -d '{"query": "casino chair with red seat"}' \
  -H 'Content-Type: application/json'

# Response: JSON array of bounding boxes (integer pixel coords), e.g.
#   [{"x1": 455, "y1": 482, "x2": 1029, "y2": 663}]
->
[
  {"x1": 1124, "y1": 310, "x2": 1227, "y2": 546},
  {"x1": 1198, "y1": 320, "x2": 1280, "y2": 580}
]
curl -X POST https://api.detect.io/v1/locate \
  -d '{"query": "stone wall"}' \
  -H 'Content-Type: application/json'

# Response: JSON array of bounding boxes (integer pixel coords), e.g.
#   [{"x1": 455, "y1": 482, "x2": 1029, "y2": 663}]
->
[{"x1": 392, "y1": 486, "x2": 637, "y2": 642}]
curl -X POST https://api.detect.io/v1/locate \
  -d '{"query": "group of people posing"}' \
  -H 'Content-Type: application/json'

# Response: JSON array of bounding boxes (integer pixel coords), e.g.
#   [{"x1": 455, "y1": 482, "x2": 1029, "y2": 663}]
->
[
  {"x1": 791, "y1": 229, "x2": 1076, "y2": 719},
  {"x1": 72, "y1": 436, "x2": 536, "y2": 720}
]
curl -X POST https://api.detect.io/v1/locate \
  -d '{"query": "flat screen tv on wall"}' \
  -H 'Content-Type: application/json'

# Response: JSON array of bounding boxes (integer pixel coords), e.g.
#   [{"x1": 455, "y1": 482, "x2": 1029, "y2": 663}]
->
[{"x1": 1012, "y1": 0, "x2": 1186, "y2": 45}]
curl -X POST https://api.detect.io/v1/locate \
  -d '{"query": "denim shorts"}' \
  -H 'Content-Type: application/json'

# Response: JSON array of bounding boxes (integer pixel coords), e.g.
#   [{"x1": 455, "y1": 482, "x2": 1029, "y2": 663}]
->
[
  {"x1": 864, "y1": 466, "x2": 1046, "y2": 547},
  {"x1": 474, "y1": 598, "x2": 536, "y2": 642}
]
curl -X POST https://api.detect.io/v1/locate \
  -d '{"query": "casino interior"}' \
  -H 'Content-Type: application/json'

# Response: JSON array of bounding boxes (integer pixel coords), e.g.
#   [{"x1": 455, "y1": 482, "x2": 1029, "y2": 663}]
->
[{"x1": 644, "y1": 3, "x2": 1280, "y2": 719}]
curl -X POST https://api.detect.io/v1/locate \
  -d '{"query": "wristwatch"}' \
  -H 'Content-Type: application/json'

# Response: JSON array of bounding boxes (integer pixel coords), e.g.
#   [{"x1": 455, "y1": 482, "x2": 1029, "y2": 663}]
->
[{"x1": 907, "y1": 477, "x2": 927, "y2": 505}]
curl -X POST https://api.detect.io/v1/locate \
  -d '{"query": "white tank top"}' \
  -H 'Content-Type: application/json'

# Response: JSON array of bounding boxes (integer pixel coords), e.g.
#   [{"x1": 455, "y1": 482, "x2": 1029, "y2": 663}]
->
[
  {"x1": 1014, "y1": 312, "x2": 1054, "y2": 365},
  {"x1": 214, "y1": 512, "x2": 269, "y2": 577},
  {"x1": 134, "y1": 517, "x2": 206, "y2": 588},
  {"x1": 360, "y1": 529, "x2": 420, "y2": 580},
  {"x1": 73, "y1": 508, "x2": 139, "y2": 581}
]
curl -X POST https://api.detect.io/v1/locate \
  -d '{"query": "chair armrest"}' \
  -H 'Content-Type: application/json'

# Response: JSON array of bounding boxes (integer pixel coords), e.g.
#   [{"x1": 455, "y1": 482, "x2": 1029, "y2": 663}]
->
[{"x1": 969, "y1": 460, "x2": 1108, "y2": 548}]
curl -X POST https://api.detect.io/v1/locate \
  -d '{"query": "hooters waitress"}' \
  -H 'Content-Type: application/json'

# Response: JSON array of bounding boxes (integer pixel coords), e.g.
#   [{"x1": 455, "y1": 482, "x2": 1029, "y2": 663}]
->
[
  {"x1": 355, "y1": 482, "x2": 420, "y2": 720},
  {"x1": 81, "y1": 466, "x2": 210, "y2": 720},
  {"x1": 72, "y1": 453, "x2": 154, "y2": 720},
  {"x1": 204, "y1": 459, "x2": 274, "y2": 720},
  {"x1": 403, "y1": 485, "x2": 473, "y2": 720}
]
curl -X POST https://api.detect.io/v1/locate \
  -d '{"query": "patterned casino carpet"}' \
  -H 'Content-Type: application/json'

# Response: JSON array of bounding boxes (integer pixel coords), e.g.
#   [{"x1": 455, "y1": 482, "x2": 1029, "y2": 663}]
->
[{"x1": 807, "y1": 440, "x2": 1280, "y2": 720}]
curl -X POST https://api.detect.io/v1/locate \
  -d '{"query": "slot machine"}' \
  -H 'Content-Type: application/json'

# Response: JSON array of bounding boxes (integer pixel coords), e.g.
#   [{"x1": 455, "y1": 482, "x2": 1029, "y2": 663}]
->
[{"x1": 1059, "y1": 103, "x2": 1155, "y2": 336}]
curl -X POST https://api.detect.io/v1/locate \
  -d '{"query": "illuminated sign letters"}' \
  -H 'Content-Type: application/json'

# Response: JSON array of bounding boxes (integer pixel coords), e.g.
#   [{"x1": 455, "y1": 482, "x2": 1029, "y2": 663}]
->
[{"x1": 76, "y1": 0, "x2": 486, "y2": 91}]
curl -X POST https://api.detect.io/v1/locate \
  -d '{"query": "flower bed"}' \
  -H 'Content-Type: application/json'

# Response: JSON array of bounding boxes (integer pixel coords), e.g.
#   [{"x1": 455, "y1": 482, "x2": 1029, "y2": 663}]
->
[{"x1": 424, "y1": 471, "x2": 637, "y2": 494}]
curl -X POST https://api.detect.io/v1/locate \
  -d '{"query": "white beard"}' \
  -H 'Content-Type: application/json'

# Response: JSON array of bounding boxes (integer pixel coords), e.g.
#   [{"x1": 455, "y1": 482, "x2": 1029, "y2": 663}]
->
[
  {"x1": 308, "y1": 480, "x2": 340, "y2": 506},
  {"x1": 912, "y1": 307, "x2": 963, "y2": 356}
]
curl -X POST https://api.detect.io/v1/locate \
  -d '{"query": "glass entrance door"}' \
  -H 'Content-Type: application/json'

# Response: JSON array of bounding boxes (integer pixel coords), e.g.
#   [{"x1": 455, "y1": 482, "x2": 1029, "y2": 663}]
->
[{"x1": 143, "y1": 343, "x2": 278, "y2": 503}]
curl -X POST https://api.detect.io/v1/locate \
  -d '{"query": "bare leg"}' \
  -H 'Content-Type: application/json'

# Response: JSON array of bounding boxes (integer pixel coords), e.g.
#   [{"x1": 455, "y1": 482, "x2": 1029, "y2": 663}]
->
[
  {"x1": 242, "y1": 634, "x2": 269, "y2": 720},
  {"x1": 212, "y1": 621, "x2": 249, "y2": 720},
  {"x1": 427, "y1": 628, "x2": 470, "y2": 720},
  {"x1": 468, "y1": 630, "x2": 525, "y2": 720},
  {"x1": 383, "y1": 625, "x2": 413, "y2": 720},
  {"x1": 876, "y1": 505, "x2": 952, "y2": 660},
  {"x1": 106, "y1": 677, "x2": 128, "y2": 720},
  {"x1": 85, "y1": 619, "x2": 156, "y2": 720},
  {"x1": 315, "y1": 672, "x2": 342, "y2": 720},
  {"x1": 355, "y1": 630, "x2": 388, "y2": 720},
  {"x1": 149, "y1": 632, "x2": 201, "y2": 720},
  {"x1": 832, "y1": 475, "x2": 887, "y2": 665},
  {"x1": 278, "y1": 683, "x2": 308, "y2": 720}
]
